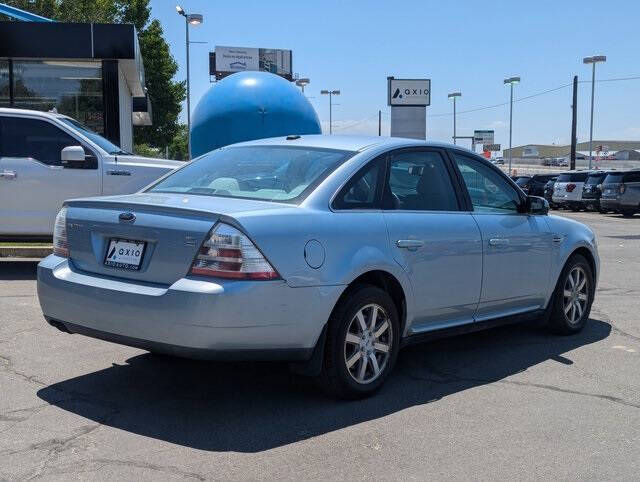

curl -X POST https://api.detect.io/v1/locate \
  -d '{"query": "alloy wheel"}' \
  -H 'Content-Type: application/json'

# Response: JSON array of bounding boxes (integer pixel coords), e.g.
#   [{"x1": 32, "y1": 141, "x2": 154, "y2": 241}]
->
[
  {"x1": 343, "y1": 303, "x2": 393, "y2": 384},
  {"x1": 563, "y1": 266, "x2": 589, "y2": 324}
]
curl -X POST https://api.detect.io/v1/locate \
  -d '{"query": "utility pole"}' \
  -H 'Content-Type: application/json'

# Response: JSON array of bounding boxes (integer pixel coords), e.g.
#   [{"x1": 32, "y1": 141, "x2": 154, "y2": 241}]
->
[
  {"x1": 570, "y1": 75, "x2": 578, "y2": 171},
  {"x1": 378, "y1": 110, "x2": 381, "y2": 136}
]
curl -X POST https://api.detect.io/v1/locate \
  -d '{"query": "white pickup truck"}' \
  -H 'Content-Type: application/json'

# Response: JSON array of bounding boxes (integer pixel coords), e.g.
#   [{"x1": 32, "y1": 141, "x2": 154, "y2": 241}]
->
[{"x1": 0, "y1": 108, "x2": 182, "y2": 237}]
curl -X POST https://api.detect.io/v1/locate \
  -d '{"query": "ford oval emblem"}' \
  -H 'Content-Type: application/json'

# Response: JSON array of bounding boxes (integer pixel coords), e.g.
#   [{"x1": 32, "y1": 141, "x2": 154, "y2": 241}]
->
[{"x1": 118, "y1": 212, "x2": 136, "y2": 223}]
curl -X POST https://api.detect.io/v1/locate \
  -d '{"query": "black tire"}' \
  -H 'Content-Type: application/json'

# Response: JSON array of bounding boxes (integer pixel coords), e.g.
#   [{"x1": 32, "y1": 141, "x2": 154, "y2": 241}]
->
[
  {"x1": 318, "y1": 285, "x2": 400, "y2": 399},
  {"x1": 622, "y1": 211, "x2": 635, "y2": 217},
  {"x1": 547, "y1": 254, "x2": 594, "y2": 335}
]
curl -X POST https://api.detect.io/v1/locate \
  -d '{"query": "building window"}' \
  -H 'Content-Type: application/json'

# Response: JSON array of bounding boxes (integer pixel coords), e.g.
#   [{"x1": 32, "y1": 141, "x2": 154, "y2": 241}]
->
[
  {"x1": 0, "y1": 60, "x2": 9, "y2": 107},
  {"x1": 11, "y1": 61, "x2": 104, "y2": 134}
]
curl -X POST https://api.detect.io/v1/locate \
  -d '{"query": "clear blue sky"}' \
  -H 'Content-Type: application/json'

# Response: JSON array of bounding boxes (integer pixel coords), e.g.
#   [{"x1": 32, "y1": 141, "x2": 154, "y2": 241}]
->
[{"x1": 150, "y1": 0, "x2": 640, "y2": 150}]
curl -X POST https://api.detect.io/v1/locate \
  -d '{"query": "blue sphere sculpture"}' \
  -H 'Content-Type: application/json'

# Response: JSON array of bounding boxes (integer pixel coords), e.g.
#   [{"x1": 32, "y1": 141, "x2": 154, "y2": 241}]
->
[{"x1": 190, "y1": 71, "x2": 322, "y2": 157}]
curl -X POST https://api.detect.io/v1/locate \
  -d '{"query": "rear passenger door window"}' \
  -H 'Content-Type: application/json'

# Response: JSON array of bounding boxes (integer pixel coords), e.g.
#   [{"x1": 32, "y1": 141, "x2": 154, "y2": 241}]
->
[{"x1": 385, "y1": 150, "x2": 459, "y2": 211}]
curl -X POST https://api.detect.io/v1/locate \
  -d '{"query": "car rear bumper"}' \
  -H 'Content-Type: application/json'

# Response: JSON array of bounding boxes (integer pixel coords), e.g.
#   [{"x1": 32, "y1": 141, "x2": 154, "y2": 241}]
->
[
  {"x1": 600, "y1": 198, "x2": 621, "y2": 210},
  {"x1": 37, "y1": 255, "x2": 343, "y2": 360}
]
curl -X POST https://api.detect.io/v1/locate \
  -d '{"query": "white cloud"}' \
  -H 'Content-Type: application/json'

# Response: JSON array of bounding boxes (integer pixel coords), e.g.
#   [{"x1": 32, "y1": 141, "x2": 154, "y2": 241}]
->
[{"x1": 489, "y1": 120, "x2": 507, "y2": 129}]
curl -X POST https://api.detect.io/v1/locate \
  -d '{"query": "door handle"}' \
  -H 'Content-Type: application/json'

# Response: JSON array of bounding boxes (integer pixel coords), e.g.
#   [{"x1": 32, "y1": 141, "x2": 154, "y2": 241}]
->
[
  {"x1": 0, "y1": 170, "x2": 16, "y2": 180},
  {"x1": 396, "y1": 239, "x2": 425, "y2": 249},
  {"x1": 106, "y1": 170, "x2": 132, "y2": 176},
  {"x1": 488, "y1": 238, "x2": 509, "y2": 247}
]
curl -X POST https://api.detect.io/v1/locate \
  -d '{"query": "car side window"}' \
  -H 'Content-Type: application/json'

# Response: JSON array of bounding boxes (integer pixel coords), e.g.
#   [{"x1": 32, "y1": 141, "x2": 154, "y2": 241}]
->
[
  {"x1": 333, "y1": 157, "x2": 382, "y2": 210},
  {"x1": 453, "y1": 153, "x2": 521, "y2": 213},
  {"x1": 624, "y1": 172, "x2": 640, "y2": 183},
  {"x1": 0, "y1": 116, "x2": 79, "y2": 167},
  {"x1": 385, "y1": 150, "x2": 459, "y2": 211}
]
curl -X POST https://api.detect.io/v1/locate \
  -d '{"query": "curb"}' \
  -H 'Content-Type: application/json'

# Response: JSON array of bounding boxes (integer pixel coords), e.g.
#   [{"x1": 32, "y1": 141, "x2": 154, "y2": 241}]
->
[{"x1": 0, "y1": 246, "x2": 52, "y2": 259}]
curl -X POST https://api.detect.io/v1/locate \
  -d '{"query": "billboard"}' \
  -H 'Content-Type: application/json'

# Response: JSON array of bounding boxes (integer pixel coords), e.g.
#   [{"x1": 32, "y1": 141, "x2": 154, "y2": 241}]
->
[
  {"x1": 388, "y1": 78, "x2": 431, "y2": 106},
  {"x1": 210, "y1": 46, "x2": 293, "y2": 81},
  {"x1": 473, "y1": 130, "x2": 494, "y2": 145}
]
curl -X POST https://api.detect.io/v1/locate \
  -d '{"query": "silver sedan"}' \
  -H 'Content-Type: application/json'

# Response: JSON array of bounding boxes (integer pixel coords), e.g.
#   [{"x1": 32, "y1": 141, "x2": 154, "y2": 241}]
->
[{"x1": 37, "y1": 136, "x2": 599, "y2": 398}]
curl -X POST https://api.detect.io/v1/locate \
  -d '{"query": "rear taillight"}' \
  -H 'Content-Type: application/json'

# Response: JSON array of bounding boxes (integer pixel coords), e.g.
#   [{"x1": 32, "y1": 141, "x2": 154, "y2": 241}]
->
[
  {"x1": 53, "y1": 207, "x2": 69, "y2": 258},
  {"x1": 190, "y1": 222, "x2": 279, "y2": 280},
  {"x1": 620, "y1": 184, "x2": 626, "y2": 194},
  {"x1": 566, "y1": 183, "x2": 576, "y2": 192}
]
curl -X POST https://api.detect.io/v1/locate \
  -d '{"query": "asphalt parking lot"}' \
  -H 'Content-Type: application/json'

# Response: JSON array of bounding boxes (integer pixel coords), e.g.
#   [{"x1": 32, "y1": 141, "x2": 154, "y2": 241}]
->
[{"x1": 1, "y1": 211, "x2": 639, "y2": 480}]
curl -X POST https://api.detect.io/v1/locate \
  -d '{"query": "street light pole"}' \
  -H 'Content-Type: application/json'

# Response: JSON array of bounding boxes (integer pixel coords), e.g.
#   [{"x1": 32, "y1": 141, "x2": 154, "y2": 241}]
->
[
  {"x1": 448, "y1": 92, "x2": 461, "y2": 145},
  {"x1": 176, "y1": 5, "x2": 203, "y2": 159},
  {"x1": 295, "y1": 78, "x2": 310, "y2": 93},
  {"x1": 320, "y1": 90, "x2": 340, "y2": 134},
  {"x1": 583, "y1": 55, "x2": 606, "y2": 169},
  {"x1": 503, "y1": 76, "x2": 520, "y2": 175}
]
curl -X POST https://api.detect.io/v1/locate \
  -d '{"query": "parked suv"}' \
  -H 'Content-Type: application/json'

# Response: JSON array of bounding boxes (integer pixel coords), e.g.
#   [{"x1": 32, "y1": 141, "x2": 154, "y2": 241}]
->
[
  {"x1": 581, "y1": 171, "x2": 609, "y2": 212},
  {"x1": 600, "y1": 170, "x2": 640, "y2": 216},
  {"x1": 515, "y1": 173, "x2": 559, "y2": 197},
  {"x1": 552, "y1": 171, "x2": 590, "y2": 210},
  {"x1": 0, "y1": 108, "x2": 181, "y2": 236},
  {"x1": 544, "y1": 177, "x2": 559, "y2": 208}
]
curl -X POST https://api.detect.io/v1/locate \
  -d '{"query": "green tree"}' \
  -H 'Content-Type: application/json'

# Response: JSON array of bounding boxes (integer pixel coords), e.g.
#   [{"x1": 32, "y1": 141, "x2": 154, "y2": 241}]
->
[
  {"x1": 135, "y1": 19, "x2": 185, "y2": 150},
  {"x1": 168, "y1": 124, "x2": 188, "y2": 161},
  {"x1": 1, "y1": 0, "x2": 185, "y2": 152}
]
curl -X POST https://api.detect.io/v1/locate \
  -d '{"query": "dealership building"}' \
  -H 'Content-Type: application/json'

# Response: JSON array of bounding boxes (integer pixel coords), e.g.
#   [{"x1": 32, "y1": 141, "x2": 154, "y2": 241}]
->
[
  {"x1": 503, "y1": 141, "x2": 640, "y2": 161},
  {"x1": 0, "y1": 20, "x2": 151, "y2": 151}
]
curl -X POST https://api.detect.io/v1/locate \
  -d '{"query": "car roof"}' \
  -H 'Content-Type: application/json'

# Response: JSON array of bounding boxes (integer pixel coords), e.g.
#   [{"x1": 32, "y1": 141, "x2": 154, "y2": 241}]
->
[
  {"x1": 225, "y1": 134, "x2": 465, "y2": 153},
  {"x1": 0, "y1": 107, "x2": 68, "y2": 120}
]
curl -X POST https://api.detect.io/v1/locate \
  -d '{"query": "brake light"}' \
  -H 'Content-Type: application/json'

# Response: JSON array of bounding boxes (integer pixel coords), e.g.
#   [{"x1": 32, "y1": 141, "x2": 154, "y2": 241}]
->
[
  {"x1": 566, "y1": 183, "x2": 576, "y2": 192},
  {"x1": 620, "y1": 183, "x2": 626, "y2": 194},
  {"x1": 53, "y1": 207, "x2": 69, "y2": 258},
  {"x1": 190, "y1": 223, "x2": 279, "y2": 280}
]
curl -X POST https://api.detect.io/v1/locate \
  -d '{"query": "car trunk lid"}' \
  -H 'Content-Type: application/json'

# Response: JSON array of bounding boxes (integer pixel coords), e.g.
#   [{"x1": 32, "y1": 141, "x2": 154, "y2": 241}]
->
[{"x1": 64, "y1": 193, "x2": 291, "y2": 285}]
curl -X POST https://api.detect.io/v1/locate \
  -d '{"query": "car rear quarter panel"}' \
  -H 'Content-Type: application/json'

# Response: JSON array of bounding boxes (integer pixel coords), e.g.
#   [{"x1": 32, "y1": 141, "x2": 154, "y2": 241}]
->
[{"x1": 233, "y1": 208, "x2": 414, "y2": 322}]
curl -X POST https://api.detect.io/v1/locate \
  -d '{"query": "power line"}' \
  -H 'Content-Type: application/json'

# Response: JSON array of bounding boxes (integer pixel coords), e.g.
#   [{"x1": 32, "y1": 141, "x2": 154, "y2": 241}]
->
[
  {"x1": 426, "y1": 75, "x2": 640, "y2": 118},
  {"x1": 331, "y1": 112, "x2": 380, "y2": 131},
  {"x1": 329, "y1": 75, "x2": 640, "y2": 128}
]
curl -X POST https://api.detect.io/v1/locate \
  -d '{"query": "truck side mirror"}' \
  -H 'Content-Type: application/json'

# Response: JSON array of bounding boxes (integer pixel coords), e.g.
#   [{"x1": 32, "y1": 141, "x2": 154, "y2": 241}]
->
[{"x1": 61, "y1": 146, "x2": 87, "y2": 167}]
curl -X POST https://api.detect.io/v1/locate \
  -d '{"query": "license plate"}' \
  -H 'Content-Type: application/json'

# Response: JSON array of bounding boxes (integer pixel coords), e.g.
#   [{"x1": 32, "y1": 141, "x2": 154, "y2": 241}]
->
[{"x1": 104, "y1": 238, "x2": 146, "y2": 270}]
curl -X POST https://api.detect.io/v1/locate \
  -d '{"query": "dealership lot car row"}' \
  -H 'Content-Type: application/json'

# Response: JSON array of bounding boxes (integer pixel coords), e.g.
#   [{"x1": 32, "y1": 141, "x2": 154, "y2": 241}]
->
[
  {"x1": 513, "y1": 168, "x2": 640, "y2": 216},
  {"x1": 37, "y1": 135, "x2": 599, "y2": 399}
]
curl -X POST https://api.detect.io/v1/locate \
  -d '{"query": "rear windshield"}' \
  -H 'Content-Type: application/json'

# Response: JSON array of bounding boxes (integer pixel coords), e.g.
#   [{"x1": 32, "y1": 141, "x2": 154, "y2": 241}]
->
[
  {"x1": 515, "y1": 177, "x2": 531, "y2": 186},
  {"x1": 148, "y1": 145, "x2": 354, "y2": 203},
  {"x1": 534, "y1": 175, "x2": 557, "y2": 182},
  {"x1": 557, "y1": 172, "x2": 589, "y2": 182},
  {"x1": 603, "y1": 173, "x2": 625, "y2": 184},
  {"x1": 586, "y1": 174, "x2": 605, "y2": 185}
]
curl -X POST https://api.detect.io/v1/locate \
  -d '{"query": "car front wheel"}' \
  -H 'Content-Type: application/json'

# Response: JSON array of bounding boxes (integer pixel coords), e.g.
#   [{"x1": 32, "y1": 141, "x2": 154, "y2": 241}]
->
[
  {"x1": 319, "y1": 285, "x2": 400, "y2": 399},
  {"x1": 547, "y1": 254, "x2": 594, "y2": 334}
]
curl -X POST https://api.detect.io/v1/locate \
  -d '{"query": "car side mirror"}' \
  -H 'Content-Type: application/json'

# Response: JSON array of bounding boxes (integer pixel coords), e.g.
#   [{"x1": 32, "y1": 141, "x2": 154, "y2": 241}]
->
[
  {"x1": 61, "y1": 145, "x2": 86, "y2": 165},
  {"x1": 527, "y1": 195, "x2": 549, "y2": 215}
]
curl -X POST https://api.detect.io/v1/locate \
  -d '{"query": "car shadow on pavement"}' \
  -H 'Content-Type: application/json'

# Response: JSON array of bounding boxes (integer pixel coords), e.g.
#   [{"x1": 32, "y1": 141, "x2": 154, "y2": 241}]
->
[
  {"x1": 0, "y1": 261, "x2": 38, "y2": 280},
  {"x1": 37, "y1": 318, "x2": 611, "y2": 453}
]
